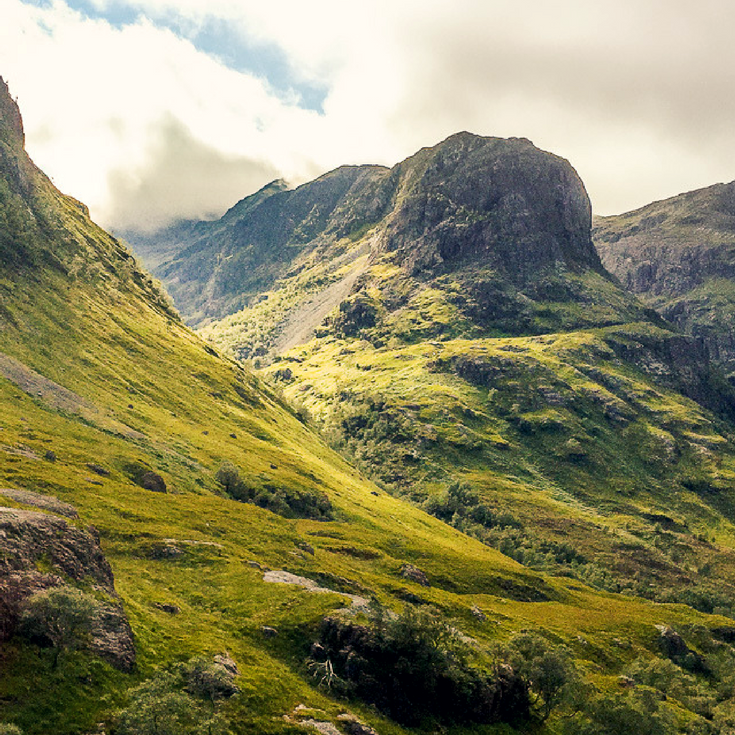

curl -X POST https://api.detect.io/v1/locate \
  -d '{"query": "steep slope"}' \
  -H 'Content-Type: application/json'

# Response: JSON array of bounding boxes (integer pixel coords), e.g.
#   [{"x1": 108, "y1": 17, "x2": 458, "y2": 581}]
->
[
  {"x1": 0, "y1": 78, "x2": 547, "y2": 733},
  {"x1": 173, "y1": 133, "x2": 735, "y2": 625},
  {"x1": 594, "y1": 182, "x2": 735, "y2": 381},
  {"x1": 9, "y1": 77, "x2": 735, "y2": 735},
  {"x1": 130, "y1": 168, "x2": 391, "y2": 326}
]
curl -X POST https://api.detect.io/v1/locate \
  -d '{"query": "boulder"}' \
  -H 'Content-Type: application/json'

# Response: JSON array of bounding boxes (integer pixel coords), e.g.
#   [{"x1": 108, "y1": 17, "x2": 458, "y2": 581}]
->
[
  {"x1": 337, "y1": 714, "x2": 380, "y2": 735},
  {"x1": 399, "y1": 563, "x2": 430, "y2": 587},
  {"x1": 140, "y1": 471, "x2": 167, "y2": 493}
]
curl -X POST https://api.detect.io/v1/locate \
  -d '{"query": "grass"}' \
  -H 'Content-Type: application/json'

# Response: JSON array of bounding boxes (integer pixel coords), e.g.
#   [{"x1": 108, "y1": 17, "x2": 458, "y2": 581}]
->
[{"x1": 262, "y1": 321, "x2": 735, "y2": 613}]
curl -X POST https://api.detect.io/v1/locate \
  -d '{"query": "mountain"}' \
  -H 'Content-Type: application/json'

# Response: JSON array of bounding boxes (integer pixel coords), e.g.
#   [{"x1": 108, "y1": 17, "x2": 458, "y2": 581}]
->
[
  {"x1": 152, "y1": 132, "x2": 735, "y2": 622},
  {"x1": 594, "y1": 182, "x2": 735, "y2": 382},
  {"x1": 129, "y1": 132, "x2": 648, "y2": 334},
  {"x1": 0, "y1": 79, "x2": 571, "y2": 734},
  {"x1": 6, "y1": 76, "x2": 735, "y2": 735}
]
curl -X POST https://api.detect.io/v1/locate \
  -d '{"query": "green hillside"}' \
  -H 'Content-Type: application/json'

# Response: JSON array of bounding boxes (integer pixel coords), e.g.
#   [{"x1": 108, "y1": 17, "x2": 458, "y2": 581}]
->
[
  {"x1": 4, "y1": 77, "x2": 735, "y2": 735},
  {"x1": 184, "y1": 132, "x2": 735, "y2": 621}
]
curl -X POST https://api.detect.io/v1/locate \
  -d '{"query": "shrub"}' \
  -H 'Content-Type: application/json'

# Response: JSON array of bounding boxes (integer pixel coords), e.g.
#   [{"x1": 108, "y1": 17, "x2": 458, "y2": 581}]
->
[
  {"x1": 117, "y1": 674, "x2": 203, "y2": 735},
  {"x1": 313, "y1": 603, "x2": 529, "y2": 726},
  {"x1": 501, "y1": 631, "x2": 579, "y2": 721},
  {"x1": 116, "y1": 658, "x2": 234, "y2": 735},
  {"x1": 215, "y1": 461, "x2": 333, "y2": 520},
  {"x1": 19, "y1": 586, "x2": 98, "y2": 667},
  {"x1": 563, "y1": 689, "x2": 673, "y2": 735},
  {"x1": 0, "y1": 724, "x2": 23, "y2": 735},
  {"x1": 214, "y1": 461, "x2": 246, "y2": 497}
]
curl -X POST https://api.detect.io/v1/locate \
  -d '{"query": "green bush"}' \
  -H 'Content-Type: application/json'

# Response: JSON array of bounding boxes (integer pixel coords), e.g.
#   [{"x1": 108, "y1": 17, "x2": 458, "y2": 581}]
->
[
  {"x1": 313, "y1": 602, "x2": 529, "y2": 726},
  {"x1": 214, "y1": 461, "x2": 333, "y2": 520},
  {"x1": 116, "y1": 657, "x2": 234, "y2": 735},
  {"x1": 19, "y1": 586, "x2": 98, "y2": 668},
  {"x1": 501, "y1": 631, "x2": 579, "y2": 721},
  {"x1": 563, "y1": 689, "x2": 673, "y2": 735}
]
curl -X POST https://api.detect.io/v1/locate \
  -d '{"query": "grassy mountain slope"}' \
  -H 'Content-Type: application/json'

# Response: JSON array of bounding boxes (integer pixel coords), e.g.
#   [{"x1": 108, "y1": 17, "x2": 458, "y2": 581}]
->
[
  {"x1": 128, "y1": 132, "x2": 639, "y2": 337},
  {"x1": 594, "y1": 182, "x2": 735, "y2": 381},
  {"x1": 5, "y1": 78, "x2": 735, "y2": 735},
  {"x1": 185, "y1": 133, "x2": 735, "y2": 625}
]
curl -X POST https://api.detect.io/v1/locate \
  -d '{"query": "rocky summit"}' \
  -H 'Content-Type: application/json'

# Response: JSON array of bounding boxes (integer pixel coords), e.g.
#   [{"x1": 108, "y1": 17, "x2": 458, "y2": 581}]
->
[
  {"x1": 130, "y1": 132, "x2": 610, "y2": 330},
  {"x1": 372, "y1": 132, "x2": 600, "y2": 278}
]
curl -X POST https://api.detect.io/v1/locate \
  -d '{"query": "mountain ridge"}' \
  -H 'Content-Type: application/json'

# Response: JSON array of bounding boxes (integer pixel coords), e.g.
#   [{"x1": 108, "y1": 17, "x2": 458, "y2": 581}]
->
[
  {"x1": 127, "y1": 131, "x2": 610, "y2": 331},
  {"x1": 594, "y1": 180, "x2": 735, "y2": 381}
]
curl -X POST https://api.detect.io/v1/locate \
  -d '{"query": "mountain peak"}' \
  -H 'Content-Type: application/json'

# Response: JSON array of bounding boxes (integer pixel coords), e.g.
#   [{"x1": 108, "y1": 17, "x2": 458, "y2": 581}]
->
[
  {"x1": 0, "y1": 77, "x2": 25, "y2": 148},
  {"x1": 381, "y1": 131, "x2": 599, "y2": 279}
]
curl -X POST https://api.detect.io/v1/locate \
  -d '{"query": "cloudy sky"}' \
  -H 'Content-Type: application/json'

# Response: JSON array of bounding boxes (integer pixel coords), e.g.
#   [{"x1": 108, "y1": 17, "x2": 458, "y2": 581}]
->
[{"x1": 2, "y1": 0, "x2": 735, "y2": 232}]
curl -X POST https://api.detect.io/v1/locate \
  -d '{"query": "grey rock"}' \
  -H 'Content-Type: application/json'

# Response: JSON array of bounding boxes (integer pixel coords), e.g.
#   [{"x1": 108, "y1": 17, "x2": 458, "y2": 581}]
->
[
  {"x1": 213, "y1": 651, "x2": 240, "y2": 678},
  {"x1": 337, "y1": 714, "x2": 380, "y2": 735},
  {"x1": 0, "y1": 488, "x2": 78, "y2": 519},
  {"x1": 595, "y1": 181, "x2": 735, "y2": 380},
  {"x1": 399, "y1": 563, "x2": 430, "y2": 587}
]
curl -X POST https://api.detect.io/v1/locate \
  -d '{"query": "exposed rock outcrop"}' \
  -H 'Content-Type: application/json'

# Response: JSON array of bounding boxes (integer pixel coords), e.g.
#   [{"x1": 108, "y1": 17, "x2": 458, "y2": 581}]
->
[
  {"x1": 128, "y1": 132, "x2": 605, "y2": 328},
  {"x1": 595, "y1": 181, "x2": 735, "y2": 380},
  {"x1": 0, "y1": 76, "x2": 25, "y2": 147},
  {"x1": 0, "y1": 505, "x2": 135, "y2": 671},
  {"x1": 399, "y1": 563, "x2": 430, "y2": 587},
  {"x1": 0, "y1": 488, "x2": 79, "y2": 519},
  {"x1": 378, "y1": 133, "x2": 600, "y2": 280}
]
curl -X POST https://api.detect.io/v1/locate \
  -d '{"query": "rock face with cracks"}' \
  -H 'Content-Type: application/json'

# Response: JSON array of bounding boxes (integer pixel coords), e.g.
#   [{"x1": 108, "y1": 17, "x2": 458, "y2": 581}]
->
[{"x1": 595, "y1": 180, "x2": 735, "y2": 381}]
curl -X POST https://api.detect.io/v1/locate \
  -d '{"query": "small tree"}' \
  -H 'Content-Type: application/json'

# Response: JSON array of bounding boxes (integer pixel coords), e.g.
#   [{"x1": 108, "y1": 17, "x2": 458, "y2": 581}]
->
[
  {"x1": 0, "y1": 724, "x2": 24, "y2": 735},
  {"x1": 117, "y1": 672, "x2": 201, "y2": 735},
  {"x1": 20, "y1": 586, "x2": 98, "y2": 668},
  {"x1": 503, "y1": 631, "x2": 578, "y2": 721},
  {"x1": 214, "y1": 461, "x2": 248, "y2": 500}
]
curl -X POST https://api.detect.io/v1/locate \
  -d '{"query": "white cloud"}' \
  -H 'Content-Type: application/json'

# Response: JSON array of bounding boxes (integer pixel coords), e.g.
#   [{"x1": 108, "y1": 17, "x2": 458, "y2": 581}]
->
[{"x1": 2, "y1": 0, "x2": 735, "y2": 230}]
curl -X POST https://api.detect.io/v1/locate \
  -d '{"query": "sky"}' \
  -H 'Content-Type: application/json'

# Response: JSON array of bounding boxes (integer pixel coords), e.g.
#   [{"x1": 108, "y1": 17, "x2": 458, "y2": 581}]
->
[{"x1": 2, "y1": 0, "x2": 735, "y2": 233}]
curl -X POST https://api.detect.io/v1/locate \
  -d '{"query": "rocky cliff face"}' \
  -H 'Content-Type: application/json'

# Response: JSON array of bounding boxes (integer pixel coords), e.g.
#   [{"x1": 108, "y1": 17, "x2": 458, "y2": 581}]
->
[
  {"x1": 128, "y1": 132, "x2": 607, "y2": 328},
  {"x1": 0, "y1": 497, "x2": 136, "y2": 671},
  {"x1": 377, "y1": 132, "x2": 600, "y2": 279},
  {"x1": 595, "y1": 182, "x2": 735, "y2": 380}
]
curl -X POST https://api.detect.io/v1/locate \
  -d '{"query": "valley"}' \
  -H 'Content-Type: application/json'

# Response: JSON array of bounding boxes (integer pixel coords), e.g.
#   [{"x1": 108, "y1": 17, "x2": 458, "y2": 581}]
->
[{"x1": 3, "y1": 74, "x2": 735, "y2": 735}]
